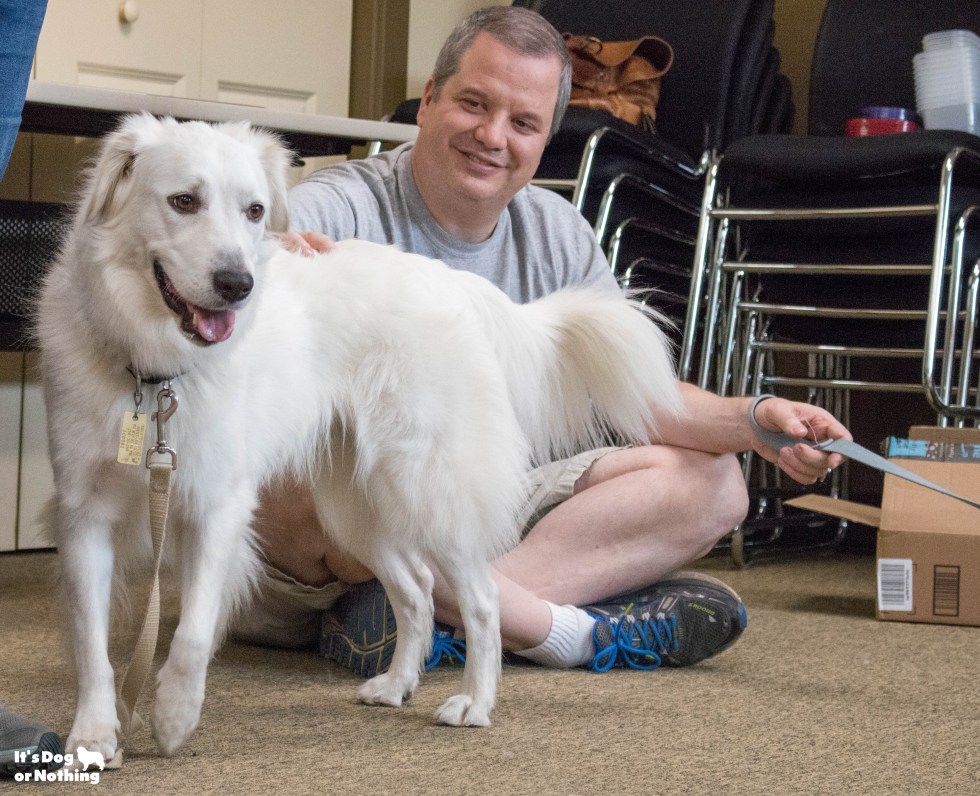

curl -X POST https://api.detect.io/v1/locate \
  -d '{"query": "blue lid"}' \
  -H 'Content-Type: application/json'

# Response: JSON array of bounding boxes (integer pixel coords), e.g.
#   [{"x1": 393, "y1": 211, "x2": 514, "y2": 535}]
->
[{"x1": 859, "y1": 106, "x2": 916, "y2": 120}]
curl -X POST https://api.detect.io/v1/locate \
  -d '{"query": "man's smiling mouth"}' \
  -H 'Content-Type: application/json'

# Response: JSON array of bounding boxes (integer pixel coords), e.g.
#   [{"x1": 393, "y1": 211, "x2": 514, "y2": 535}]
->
[{"x1": 459, "y1": 148, "x2": 505, "y2": 170}]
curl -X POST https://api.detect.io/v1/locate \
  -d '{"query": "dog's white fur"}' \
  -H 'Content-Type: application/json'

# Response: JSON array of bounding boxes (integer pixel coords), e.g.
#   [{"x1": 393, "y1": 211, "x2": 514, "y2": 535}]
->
[{"x1": 38, "y1": 114, "x2": 682, "y2": 759}]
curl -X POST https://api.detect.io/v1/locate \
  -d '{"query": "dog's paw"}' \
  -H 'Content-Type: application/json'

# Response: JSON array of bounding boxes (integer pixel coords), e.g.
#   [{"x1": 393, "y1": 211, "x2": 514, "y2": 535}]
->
[
  {"x1": 434, "y1": 694, "x2": 491, "y2": 727},
  {"x1": 151, "y1": 664, "x2": 205, "y2": 756},
  {"x1": 357, "y1": 672, "x2": 416, "y2": 707},
  {"x1": 66, "y1": 722, "x2": 119, "y2": 766},
  {"x1": 151, "y1": 697, "x2": 202, "y2": 757}
]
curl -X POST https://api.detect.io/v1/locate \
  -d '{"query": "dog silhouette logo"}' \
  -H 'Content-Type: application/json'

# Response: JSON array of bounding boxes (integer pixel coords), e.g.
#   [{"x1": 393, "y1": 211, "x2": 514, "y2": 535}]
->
[{"x1": 75, "y1": 746, "x2": 106, "y2": 771}]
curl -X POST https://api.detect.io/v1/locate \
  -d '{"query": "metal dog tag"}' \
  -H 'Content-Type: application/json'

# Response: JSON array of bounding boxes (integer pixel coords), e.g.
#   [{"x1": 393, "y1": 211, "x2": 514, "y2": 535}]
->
[{"x1": 117, "y1": 412, "x2": 147, "y2": 466}]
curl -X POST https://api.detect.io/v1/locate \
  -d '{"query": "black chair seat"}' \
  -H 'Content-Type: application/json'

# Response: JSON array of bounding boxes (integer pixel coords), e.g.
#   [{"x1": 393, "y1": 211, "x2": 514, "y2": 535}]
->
[
  {"x1": 535, "y1": 109, "x2": 703, "y2": 215},
  {"x1": 723, "y1": 129, "x2": 980, "y2": 185}
]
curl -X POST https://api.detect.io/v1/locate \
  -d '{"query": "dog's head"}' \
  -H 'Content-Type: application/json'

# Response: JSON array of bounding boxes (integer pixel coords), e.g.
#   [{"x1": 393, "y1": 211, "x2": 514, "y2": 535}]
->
[{"x1": 78, "y1": 113, "x2": 292, "y2": 347}]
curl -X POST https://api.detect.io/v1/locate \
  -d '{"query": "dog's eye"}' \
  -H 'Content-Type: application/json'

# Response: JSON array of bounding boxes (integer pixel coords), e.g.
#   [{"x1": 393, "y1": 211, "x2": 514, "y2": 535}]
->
[
  {"x1": 246, "y1": 203, "x2": 265, "y2": 223},
  {"x1": 169, "y1": 193, "x2": 199, "y2": 214}
]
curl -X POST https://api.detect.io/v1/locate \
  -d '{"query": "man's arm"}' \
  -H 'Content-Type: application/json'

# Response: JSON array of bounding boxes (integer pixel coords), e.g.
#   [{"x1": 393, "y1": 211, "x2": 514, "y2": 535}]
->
[
  {"x1": 651, "y1": 382, "x2": 852, "y2": 485},
  {"x1": 287, "y1": 176, "x2": 359, "y2": 240}
]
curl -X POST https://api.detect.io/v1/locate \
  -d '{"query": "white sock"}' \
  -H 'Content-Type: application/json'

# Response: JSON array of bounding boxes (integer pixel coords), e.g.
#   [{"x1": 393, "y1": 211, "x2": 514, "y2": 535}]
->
[{"x1": 515, "y1": 601, "x2": 597, "y2": 668}]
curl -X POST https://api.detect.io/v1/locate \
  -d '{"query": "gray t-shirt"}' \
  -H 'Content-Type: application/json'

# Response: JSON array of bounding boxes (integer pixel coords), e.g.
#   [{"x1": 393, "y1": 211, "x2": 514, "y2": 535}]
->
[{"x1": 287, "y1": 142, "x2": 618, "y2": 304}]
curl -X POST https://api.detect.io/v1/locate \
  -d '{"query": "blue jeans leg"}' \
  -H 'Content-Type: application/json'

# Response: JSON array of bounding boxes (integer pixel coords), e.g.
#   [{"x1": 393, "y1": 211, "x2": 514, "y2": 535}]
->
[{"x1": 0, "y1": 0, "x2": 48, "y2": 179}]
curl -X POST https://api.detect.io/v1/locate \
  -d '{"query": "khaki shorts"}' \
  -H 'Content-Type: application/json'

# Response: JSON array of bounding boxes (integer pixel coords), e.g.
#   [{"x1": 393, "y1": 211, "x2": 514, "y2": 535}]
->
[{"x1": 230, "y1": 446, "x2": 624, "y2": 648}]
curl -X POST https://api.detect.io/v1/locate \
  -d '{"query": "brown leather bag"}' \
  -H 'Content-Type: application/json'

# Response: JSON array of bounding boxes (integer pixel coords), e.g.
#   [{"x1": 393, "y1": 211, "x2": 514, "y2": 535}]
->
[{"x1": 564, "y1": 33, "x2": 674, "y2": 133}]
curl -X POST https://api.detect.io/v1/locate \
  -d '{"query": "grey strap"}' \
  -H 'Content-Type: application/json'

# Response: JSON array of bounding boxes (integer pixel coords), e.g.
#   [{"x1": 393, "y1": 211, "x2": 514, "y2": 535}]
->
[{"x1": 749, "y1": 394, "x2": 980, "y2": 511}]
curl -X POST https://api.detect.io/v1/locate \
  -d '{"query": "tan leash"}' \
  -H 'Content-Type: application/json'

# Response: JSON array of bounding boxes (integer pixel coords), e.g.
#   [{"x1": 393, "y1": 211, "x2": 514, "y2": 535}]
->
[{"x1": 111, "y1": 380, "x2": 179, "y2": 768}]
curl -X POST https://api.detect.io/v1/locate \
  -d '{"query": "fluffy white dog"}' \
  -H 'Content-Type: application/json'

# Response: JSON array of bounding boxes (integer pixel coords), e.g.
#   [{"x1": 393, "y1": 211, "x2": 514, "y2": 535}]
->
[{"x1": 38, "y1": 114, "x2": 681, "y2": 760}]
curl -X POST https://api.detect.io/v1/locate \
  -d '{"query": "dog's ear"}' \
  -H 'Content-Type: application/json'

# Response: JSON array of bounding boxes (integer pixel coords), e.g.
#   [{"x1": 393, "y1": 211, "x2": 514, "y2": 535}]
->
[
  {"x1": 252, "y1": 128, "x2": 292, "y2": 234},
  {"x1": 80, "y1": 112, "x2": 166, "y2": 225},
  {"x1": 221, "y1": 121, "x2": 293, "y2": 234}
]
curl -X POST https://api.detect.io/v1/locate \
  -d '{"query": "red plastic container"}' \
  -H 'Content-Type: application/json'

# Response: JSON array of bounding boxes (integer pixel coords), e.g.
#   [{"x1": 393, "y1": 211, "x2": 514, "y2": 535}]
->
[{"x1": 845, "y1": 117, "x2": 920, "y2": 136}]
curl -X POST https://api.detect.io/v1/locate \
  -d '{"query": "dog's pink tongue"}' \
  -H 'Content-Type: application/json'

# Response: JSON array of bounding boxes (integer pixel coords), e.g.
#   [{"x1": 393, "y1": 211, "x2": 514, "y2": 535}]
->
[{"x1": 192, "y1": 306, "x2": 236, "y2": 343}]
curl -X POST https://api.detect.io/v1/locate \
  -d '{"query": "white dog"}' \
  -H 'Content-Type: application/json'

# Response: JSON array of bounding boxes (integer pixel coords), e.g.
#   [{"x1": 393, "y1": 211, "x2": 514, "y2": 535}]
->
[{"x1": 38, "y1": 114, "x2": 681, "y2": 760}]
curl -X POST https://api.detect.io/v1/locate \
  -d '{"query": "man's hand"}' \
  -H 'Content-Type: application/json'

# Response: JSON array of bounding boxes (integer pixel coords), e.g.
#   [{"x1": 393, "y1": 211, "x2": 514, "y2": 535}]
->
[
  {"x1": 272, "y1": 231, "x2": 335, "y2": 257},
  {"x1": 749, "y1": 396, "x2": 852, "y2": 485}
]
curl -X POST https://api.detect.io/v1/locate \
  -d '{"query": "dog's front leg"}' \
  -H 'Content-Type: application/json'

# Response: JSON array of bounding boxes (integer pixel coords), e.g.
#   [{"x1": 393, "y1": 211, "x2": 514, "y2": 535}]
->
[
  {"x1": 58, "y1": 506, "x2": 120, "y2": 761},
  {"x1": 357, "y1": 550, "x2": 434, "y2": 708},
  {"x1": 152, "y1": 491, "x2": 256, "y2": 756}
]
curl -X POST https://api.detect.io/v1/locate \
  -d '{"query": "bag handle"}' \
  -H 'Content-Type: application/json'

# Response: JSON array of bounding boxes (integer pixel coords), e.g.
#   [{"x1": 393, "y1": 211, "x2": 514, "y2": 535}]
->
[{"x1": 563, "y1": 33, "x2": 674, "y2": 75}]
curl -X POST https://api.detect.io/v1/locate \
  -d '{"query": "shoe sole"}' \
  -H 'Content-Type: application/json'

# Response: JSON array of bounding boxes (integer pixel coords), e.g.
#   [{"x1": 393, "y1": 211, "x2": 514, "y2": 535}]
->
[
  {"x1": 655, "y1": 569, "x2": 744, "y2": 608},
  {"x1": 0, "y1": 732, "x2": 64, "y2": 777},
  {"x1": 321, "y1": 632, "x2": 394, "y2": 678},
  {"x1": 320, "y1": 581, "x2": 398, "y2": 679}
]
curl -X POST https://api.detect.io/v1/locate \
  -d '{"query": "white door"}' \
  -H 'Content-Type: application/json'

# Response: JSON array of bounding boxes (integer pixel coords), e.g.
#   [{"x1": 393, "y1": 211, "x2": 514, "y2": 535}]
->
[
  {"x1": 201, "y1": 0, "x2": 352, "y2": 116},
  {"x1": 0, "y1": 354, "x2": 23, "y2": 551},
  {"x1": 31, "y1": 0, "x2": 205, "y2": 202},
  {"x1": 35, "y1": 0, "x2": 204, "y2": 95},
  {"x1": 200, "y1": 0, "x2": 353, "y2": 179},
  {"x1": 18, "y1": 354, "x2": 54, "y2": 550}
]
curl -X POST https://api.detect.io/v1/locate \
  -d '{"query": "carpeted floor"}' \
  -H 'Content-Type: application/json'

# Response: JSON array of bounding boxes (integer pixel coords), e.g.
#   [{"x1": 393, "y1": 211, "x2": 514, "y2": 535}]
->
[{"x1": 2, "y1": 549, "x2": 979, "y2": 795}]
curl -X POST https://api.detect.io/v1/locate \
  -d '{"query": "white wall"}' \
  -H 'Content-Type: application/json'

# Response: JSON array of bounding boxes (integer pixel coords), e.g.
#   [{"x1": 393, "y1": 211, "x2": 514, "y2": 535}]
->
[{"x1": 406, "y1": 0, "x2": 507, "y2": 99}]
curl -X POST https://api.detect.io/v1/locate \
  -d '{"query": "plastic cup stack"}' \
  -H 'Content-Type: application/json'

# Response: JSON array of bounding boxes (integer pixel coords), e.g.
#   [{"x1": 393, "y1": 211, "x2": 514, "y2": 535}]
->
[{"x1": 913, "y1": 28, "x2": 980, "y2": 134}]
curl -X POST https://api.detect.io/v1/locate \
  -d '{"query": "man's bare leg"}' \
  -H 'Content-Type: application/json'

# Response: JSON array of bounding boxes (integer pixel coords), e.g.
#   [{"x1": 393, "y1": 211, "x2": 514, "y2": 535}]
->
[
  {"x1": 255, "y1": 480, "x2": 372, "y2": 588},
  {"x1": 429, "y1": 445, "x2": 748, "y2": 651},
  {"x1": 253, "y1": 444, "x2": 747, "y2": 659}
]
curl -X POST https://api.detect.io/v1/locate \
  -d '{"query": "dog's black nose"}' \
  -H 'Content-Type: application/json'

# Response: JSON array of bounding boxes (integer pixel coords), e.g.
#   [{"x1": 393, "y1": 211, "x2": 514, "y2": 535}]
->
[{"x1": 213, "y1": 268, "x2": 254, "y2": 303}]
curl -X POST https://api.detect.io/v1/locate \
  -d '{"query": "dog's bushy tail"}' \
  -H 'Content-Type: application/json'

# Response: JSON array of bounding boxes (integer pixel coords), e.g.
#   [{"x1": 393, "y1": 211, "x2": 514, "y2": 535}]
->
[{"x1": 499, "y1": 288, "x2": 683, "y2": 462}]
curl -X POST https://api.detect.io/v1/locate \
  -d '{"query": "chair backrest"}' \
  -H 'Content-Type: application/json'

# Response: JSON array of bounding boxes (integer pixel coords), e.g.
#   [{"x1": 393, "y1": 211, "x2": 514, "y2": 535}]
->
[
  {"x1": 0, "y1": 200, "x2": 67, "y2": 351},
  {"x1": 809, "y1": 0, "x2": 980, "y2": 136},
  {"x1": 513, "y1": 0, "x2": 767, "y2": 155}
]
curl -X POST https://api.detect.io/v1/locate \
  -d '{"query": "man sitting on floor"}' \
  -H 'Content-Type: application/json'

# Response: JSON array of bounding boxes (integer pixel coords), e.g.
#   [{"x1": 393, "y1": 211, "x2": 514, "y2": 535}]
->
[{"x1": 231, "y1": 5, "x2": 849, "y2": 675}]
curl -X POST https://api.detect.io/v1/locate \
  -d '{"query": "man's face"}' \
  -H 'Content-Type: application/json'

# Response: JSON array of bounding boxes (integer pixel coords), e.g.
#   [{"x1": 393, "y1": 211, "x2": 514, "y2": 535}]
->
[{"x1": 414, "y1": 32, "x2": 561, "y2": 213}]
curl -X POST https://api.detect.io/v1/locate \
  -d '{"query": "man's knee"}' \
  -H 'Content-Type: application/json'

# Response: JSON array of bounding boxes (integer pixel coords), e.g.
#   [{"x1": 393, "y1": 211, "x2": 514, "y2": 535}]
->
[
  {"x1": 696, "y1": 452, "x2": 748, "y2": 554},
  {"x1": 713, "y1": 453, "x2": 750, "y2": 524},
  {"x1": 666, "y1": 450, "x2": 747, "y2": 559}
]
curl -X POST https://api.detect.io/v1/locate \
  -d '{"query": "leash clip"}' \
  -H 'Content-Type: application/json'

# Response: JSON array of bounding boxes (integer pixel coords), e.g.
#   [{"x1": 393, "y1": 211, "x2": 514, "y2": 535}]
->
[{"x1": 145, "y1": 382, "x2": 178, "y2": 470}]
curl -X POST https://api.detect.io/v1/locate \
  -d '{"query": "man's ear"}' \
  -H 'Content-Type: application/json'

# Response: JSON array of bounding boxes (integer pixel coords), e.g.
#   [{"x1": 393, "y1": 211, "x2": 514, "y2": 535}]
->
[{"x1": 416, "y1": 77, "x2": 438, "y2": 125}]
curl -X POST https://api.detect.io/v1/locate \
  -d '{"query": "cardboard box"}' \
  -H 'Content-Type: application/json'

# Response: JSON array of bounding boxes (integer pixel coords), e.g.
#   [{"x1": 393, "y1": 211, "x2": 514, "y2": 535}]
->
[{"x1": 787, "y1": 426, "x2": 980, "y2": 626}]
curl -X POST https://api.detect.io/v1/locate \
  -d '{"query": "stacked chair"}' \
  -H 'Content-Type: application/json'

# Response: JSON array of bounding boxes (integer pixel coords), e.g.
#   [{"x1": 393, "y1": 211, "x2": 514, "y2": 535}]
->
[
  {"x1": 685, "y1": 0, "x2": 980, "y2": 565},
  {"x1": 512, "y1": 0, "x2": 793, "y2": 343},
  {"x1": 389, "y1": 0, "x2": 794, "y2": 345}
]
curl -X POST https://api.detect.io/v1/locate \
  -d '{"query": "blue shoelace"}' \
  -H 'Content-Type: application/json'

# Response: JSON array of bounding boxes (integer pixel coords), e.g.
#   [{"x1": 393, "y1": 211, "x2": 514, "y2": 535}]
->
[
  {"x1": 424, "y1": 630, "x2": 467, "y2": 671},
  {"x1": 588, "y1": 612, "x2": 679, "y2": 672}
]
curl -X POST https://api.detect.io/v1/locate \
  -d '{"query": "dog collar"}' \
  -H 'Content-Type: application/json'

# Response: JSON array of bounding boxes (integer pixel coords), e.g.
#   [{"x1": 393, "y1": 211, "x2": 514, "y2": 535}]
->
[
  {"x1": 126, "y1": 365, "x2": 181, "y2": 385},
  {"x1": 125, "y1": 365, "x2": 181, "y2": 426}
]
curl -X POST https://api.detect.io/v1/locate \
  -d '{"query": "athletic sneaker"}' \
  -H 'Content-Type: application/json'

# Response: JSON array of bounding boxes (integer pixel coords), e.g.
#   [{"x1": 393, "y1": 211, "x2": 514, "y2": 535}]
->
[
  {"x1": 320, "y1": 579, "x2": 465, "y2": 677},
  {"x1": 0, "y1": 706, "x2": 64, "y2": 778},
  {"x1": 585, "y1": 571, "x2": 747, "y2": 672},
  {"x1": 321, "y1": 579, "x2": 397, "y2": 678}
]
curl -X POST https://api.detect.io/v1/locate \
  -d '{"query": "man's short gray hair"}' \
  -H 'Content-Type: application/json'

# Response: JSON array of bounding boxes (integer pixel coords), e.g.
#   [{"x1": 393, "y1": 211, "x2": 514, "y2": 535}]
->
[{"x1": 430, "y1": 6, "x2": 571, "y2": 139}]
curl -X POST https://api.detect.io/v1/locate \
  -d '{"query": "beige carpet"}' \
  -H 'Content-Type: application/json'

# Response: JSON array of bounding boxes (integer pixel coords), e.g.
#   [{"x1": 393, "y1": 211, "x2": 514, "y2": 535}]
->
[{"x1": 2, "y1": 549, "x2": 979, "y2": 795}]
